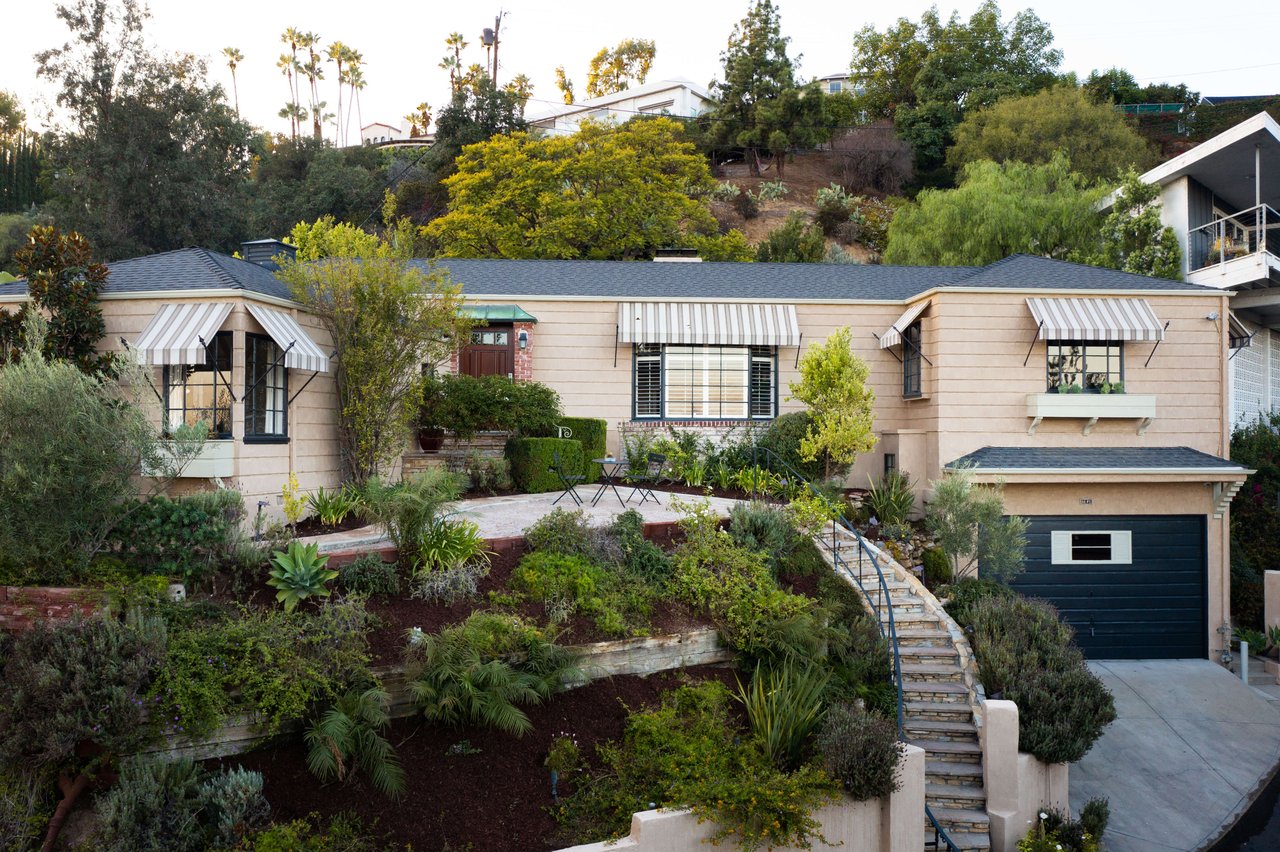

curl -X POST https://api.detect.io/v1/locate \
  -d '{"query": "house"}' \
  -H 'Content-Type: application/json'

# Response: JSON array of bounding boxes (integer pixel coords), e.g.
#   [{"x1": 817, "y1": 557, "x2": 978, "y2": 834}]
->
[
  {"x1": 0, "y1": 239, "x2": 340, "y2": 518},
  {"x1": 1125, "y1": 111, "x2": 1280, "y2": 425},
  {"x1": 430, "y1": 253, "x2": 1245, "y2": 663},
  {"x1": 0, "y1": 250, "x2": 1246, "y2": 662},
  {"x1": 815, "y1": 72, "x2": 862, "y2": 97},
  {"x1": 526, "y1": 77, "x2": 715, "y2": 135},
  {"x1": 360, "y1": 121, "x2": 406, "y2": 145}
]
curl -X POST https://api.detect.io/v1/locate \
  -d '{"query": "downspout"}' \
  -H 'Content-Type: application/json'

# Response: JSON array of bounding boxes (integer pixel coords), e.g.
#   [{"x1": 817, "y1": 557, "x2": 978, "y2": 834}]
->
[{"x1": 1221, "y1": 292, "x2": 1232, "y2": 664}]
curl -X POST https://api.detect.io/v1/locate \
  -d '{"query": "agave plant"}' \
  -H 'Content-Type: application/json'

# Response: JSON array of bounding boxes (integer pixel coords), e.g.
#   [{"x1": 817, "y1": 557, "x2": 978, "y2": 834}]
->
[
  {"x1": 267, "y1": 541, "x2": 338, "y2": 612},
  {"x1": 305, "y1": 687, "x2": 406, "y2": 798}
]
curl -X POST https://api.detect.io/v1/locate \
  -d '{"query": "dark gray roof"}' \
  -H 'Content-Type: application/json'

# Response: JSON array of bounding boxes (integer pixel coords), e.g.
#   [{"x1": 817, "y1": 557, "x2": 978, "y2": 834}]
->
[
  {"x1": 422, "y1": 259, "x2": 969, "y2": 301},
  {"x1": 946, "y1": 254, "x2": 1210, "y2": 292},
  {"x1": 946, "y1": 446, "x2": 1244, "y2": 471},
  {"x1": 0, "y1": 248, "x2": 292, "y2": 301}
]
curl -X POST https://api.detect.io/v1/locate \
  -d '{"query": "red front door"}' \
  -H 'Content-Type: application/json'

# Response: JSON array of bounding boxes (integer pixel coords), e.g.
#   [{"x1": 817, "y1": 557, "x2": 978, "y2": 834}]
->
[{"x1": 461, "y1": 327, "x2": 513, "y2": 378}]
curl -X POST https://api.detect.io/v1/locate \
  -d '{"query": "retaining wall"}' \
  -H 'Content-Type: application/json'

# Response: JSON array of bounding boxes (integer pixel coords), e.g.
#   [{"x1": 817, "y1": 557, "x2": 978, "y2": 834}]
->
[
  {"x1": 558, "y1": 745, "x2": 926, "y2": 852},
  {"x1": 980, "y1": 699, "x2": 1069, "y2": 852}
]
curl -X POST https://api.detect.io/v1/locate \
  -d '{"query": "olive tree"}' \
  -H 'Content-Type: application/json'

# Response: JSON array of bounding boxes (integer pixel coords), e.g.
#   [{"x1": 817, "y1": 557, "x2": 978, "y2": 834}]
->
[
  {"x1": 787, "y1": 327, "x2": 877, "y2": 480},
  {"x1": 925, "y1": 464, "x2": 1028, "y2": 581},
  {"x1": 278, "y1": 217, "x2": 473, "y2": 481}
]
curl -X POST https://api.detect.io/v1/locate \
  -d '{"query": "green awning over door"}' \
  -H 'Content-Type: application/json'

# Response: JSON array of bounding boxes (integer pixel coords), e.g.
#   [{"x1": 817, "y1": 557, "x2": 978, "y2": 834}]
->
[{"x1": 461, "y1": 304, "x2": 538, "y2": 323}]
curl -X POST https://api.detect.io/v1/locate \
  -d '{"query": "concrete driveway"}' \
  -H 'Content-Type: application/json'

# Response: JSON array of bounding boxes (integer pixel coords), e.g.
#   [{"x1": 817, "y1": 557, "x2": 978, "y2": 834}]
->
[{"x1": 1071, "y1": 660, "x2": 1280, "y2": 852}]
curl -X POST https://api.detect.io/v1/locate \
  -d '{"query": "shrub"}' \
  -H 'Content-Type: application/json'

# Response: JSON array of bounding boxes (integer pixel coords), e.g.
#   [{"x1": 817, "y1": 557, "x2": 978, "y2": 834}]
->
[
  {"x1": 507, "y1": 437, "x2": 584, "y2": 493},
  {"x1": 940, "y1": 576, "x2": 1014, "y2": 625},
  {"x1": 403, "y1": 613, "x2": 581, "y2": 736},
  {"x1": 308, "y1": 485, "x2": 361, "y2": 527},
  {"x1": 814, "y1": 183, "x2": 855, "y2": 235},
  {"x1": 922, "y1": 546, "x2": 952, "y2": 586},
  {"x1": 409, "y1": 562, "x2": 489, "y2": 605},
  {"x1": 97, "y1": 756, "x2": 269, "y2": 852},
  {"x1": 462, "y1": 451, "x2": 512, "y2": 495},
  {"x1": 524, "y1": 508, "x2": 595, "y2": 556},
  {"x1": 609, "y1": 509, "x2": 673, "y2": 585},
  {"x1": 268, "y1": 541, "x2": 338, "y2": 612},
  {"x1": 417, "y1": 518, "x2": 492, "y2": 573},
  {"x1": 864, "y1": 470, "x2": 915, "y2": 526},
  {"x1": 359, "y1": 469, "x2": 461, "y2": 564},
  {"x1": 0, "y1": 770, "x2": 50, "y2": 852},
  {"x1": 559, "y1": 416, "x2": 607, "y2": 483},
  {"x1": 735, "y1": 660, "x2": 831, "y2": 770},
  {"x1": 1080, "y1": 797, "x2": 1110, "y2": 840},
  {"x1": 926, "y1": 465, "x2": 1028, "y2": 582},
  {"x1": 729, "y1": 501, "x2": 797, "y2": 573},
  {"x1": 244, "y1": 812, "x2": 391, "y2": 851},
  {"x1": 435, "y1": 374, "x2": 562, "y2": 439},
  {"x1": 511, "y1": 550, "x2": 651, "y2": 636},
  {"x1": 755, "y1": 211, "x2": 825, "y2": 262},
  {"x1": 817, "y1": 702, "x2": 905, "y2": 801},
  {"x1": 1019, "y1": 803, "x2": 1107, "y2": 852},
  {"x1": 149, "y1": 599, "x2": 375, "y2": 739},
  {"x1": 554, "y1": 681, "x2": 836, "y2": 850},
  {"x1": 305, "y1": 688, "x2": 406, "y2": 798},
  {"x1": 958, "y1": 595, "x2": 1116, "y2": 764},
  {"x1": 109, "y1": 490, "x2": 245, "y2": 586},
  {"x1": 338, "y1": 554, "x2": 400, "y2": 597}
]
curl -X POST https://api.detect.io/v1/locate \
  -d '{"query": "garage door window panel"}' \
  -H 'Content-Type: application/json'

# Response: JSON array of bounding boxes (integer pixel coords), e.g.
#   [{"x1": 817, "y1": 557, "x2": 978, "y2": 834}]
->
[{"x1": 1050, "y1": 530, "x2": 1133, "y2": 565}]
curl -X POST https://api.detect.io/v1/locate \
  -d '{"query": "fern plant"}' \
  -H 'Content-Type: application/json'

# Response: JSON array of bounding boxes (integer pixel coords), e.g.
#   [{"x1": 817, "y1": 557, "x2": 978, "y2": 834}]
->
[
  {"x1": 304, "y1": 687, "x2": 406, "y2": 799},
  {"x1": 267, "y1": 541, "x2": 338, "y2": 612},
  {"x1": 403, "y1": 613, "x2": 581, "y2": 736}
]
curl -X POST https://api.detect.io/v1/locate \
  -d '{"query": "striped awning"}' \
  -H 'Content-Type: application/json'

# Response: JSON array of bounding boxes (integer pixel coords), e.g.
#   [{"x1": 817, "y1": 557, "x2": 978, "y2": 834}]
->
[
  {"x1": 1229, "y1": 311, "x2": 1254, "y2": 350},
  {"x1": 880, "y1": 299, "x2": 930, "y2": 349},
  {"x1": 617, "y1": 302, "x2": 801, "y2": 347},
  {"x1": 1025, "y1": 298, "x2": 1165, "y2": 342},
  {"x1": 133, "y1": 302, "x2": 234, "y2": 365},
  {"x1": 246, "y1": 304, "x2": 331, "y2": 373}
]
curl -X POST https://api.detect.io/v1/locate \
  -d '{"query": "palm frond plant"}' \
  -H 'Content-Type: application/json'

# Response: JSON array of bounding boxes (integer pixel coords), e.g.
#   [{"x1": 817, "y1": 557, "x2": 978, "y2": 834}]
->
[
  {"x1": 360, "y1": 469, "x2": 461, "y2": 565},
  {"x1": 863, "y1": 470, "x2": 915, "y2": 527},
  {"x1": 403, "y1": 613, "x2": 582, "y2": 736},
  {"x1": 304, "y1": 687, "x2": 406, "y2": 798},
  {"x1": 267, "y1": 541, "x2": 338, "y2": 611}
]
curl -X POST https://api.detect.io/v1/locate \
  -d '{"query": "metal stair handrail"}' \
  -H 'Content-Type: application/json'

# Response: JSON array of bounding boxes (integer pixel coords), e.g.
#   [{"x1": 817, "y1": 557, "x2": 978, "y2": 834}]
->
[{"x1": 746, "y1": 446, "x2": 962, "y2": 852}]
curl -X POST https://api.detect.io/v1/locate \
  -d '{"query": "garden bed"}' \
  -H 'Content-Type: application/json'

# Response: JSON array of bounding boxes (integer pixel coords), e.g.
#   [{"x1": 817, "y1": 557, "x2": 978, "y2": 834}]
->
[{"x1": 209, "y1": 665, "x2": 737, "y2": 852}]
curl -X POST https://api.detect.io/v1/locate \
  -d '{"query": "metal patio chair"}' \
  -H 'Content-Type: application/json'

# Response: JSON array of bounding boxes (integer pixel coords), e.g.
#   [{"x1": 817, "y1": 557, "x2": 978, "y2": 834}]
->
[
  {"x1": 627, "y1": 452, "x2": 667, "y2": 506},
  {"x1": 551, "y1": 450, "x2": 585, "y2": 506}
]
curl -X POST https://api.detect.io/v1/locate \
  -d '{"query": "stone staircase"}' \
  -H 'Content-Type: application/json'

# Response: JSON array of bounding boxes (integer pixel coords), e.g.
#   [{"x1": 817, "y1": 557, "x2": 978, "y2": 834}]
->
[{"x1": 822, "y1": 525, "x2": 991, "y2": 851}]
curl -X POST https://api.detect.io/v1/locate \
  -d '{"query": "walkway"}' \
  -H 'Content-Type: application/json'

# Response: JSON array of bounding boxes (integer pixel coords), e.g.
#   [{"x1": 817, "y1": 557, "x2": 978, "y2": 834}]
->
[
  {"x1": 304, "y1": 489, "x2": 743, "y2": 553},
  {"x1": 1071, "y1": 660, "x2": 1280, "y2": 852}
]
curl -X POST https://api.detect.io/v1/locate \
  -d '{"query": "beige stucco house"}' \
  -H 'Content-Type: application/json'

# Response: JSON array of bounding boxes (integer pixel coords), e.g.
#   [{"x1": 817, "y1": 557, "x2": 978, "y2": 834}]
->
[{"x1": 0, "y1": 247, "x2": 1248, "y2": 662}]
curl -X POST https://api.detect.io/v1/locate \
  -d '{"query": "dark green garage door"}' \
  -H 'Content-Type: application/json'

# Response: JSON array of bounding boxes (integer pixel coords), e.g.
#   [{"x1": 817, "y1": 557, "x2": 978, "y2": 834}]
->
[{"x1": 1011, "y1": 515, "x2": 1207, "y2": 660}]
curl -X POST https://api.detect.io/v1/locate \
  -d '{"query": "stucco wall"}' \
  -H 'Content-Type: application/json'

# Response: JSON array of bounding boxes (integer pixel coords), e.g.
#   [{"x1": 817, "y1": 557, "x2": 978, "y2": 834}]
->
[
  {"x1": 557, "y1": 744, "x2": 925, "y2": 852},
  {"x1": 980, "y1": 700, "x2": 1070, "y2": 852}
]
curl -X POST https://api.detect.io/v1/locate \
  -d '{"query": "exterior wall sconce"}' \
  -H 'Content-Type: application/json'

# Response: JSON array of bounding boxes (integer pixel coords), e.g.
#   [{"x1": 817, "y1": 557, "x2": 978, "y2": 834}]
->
[{"x1": 517, "y1": 329, "x2": 529, "y2": 349}]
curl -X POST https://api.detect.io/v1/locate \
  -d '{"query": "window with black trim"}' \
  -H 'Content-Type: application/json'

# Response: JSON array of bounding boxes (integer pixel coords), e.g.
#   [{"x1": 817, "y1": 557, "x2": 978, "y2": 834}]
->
[
  {"x1": 1046, "y1": 341, "x2": 1123, "y2": 392},
  {"x1": 633, "y1": 344, "x2": 777, "y2": 420},
  {"x1": 163, "y1": 331, "x2": 233, "y2": 438},
  {"x1": 1050, "y1": 530, "x2": 1133, "y2": 565},
  {"x1": 245, "y1": 333, "x2": 288, "y2": 440},
  {"x1": 902, "y1": 322, "x2": 922, "y2": 398}
]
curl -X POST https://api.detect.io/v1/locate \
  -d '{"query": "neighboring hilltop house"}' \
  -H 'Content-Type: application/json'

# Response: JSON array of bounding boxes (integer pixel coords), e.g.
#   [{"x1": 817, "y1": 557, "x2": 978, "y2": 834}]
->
[
  {"x1": 815, "y1": 71, "x2": 863, "y2": 96},
  {"x1": 0, "y1": 252, "x2": 1247, "y2": 665},
  {"x1": 360, "y1": 120, "x2": 432, "y2": 149},
  {"x1": 526, "y1": 77, "x2": 714, "y2": 135},
  {"x1": 1124, "y1": 111, "x2": 1280, "y2": 425}
]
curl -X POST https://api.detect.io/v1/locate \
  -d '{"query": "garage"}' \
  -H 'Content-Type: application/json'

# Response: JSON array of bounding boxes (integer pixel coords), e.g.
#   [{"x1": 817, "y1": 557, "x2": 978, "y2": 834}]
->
[{"x1": 1010, "y1": 515, "x2": 1208, "y2": 660}]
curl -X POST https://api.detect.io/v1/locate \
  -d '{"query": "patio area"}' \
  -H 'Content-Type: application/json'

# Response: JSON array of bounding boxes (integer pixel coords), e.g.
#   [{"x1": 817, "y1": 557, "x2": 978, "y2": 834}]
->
[{"x1": 304, "y1": 488, "x2": 744, "y2": 553}]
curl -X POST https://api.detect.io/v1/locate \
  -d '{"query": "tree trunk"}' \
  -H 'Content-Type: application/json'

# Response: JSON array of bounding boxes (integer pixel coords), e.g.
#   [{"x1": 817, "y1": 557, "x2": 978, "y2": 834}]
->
[
  {"x1": 748, "y1": 147, "x2": 761, "y2": 177},
  {"x1": 41, "y1": 772, "x2": 90, "y2": 852}
]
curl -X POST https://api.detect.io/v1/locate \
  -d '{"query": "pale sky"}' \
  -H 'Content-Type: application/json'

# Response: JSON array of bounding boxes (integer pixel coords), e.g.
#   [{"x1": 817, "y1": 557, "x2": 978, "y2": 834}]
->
[{"x1": 5, "y1": 0, "x2": 1280, "y2": 138}]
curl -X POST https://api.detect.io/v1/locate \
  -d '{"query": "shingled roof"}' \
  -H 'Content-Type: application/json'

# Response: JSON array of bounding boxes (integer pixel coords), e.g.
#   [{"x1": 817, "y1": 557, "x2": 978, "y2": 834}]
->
[
  {"x1": 945, "y1": 446, "x2": 1244, "y2": 472},
  {"x1": 0, "y1": 249, "x2": 1217, "y2": 304}
]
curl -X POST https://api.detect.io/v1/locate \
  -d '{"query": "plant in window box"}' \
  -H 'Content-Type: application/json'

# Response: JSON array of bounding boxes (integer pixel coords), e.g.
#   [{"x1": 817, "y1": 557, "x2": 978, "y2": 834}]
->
[
  {"x1": 1099, "y1": 381, "x2": 1124, "y2": 394},
  {"x1": 1058, "y1": 383, "x2": 1084, "y2": 394}
]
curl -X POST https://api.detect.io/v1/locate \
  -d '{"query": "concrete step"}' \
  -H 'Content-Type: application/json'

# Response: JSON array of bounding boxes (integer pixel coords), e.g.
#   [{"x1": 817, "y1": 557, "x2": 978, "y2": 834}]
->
[
  {"x1": 905, "y1": 700, "x2": 974, "y2": 722},
  {"x1": 926, "y1": 760, "x2": 984, "y2": 785},
  {"x1": 900, "y1": 662, "x2": 965, "y2": 683},
  {"x1": 896, "y1": 627, "x2": 952, "y2": 646},
  {"x1": 905, "y1": 719, "x2": 979, "y2": 743},
  {"x1": 926, "y1": 782, "x2": 987, "y2": 810},
  {"x1": 930, "y1": 806, "x2": 991, "y2": 831},
  {"x1": 898, "y1": 644, "x2": 959, "y2": 660},
  {"x1": 915, "y1": 738, "x2": 982, "y2": 764},
  {"x1": 927, "y1": 828, "x2": 991, "y2": 851},
  {"x1": 903, "y1": 681, "x2": 968, "y2": 703}
]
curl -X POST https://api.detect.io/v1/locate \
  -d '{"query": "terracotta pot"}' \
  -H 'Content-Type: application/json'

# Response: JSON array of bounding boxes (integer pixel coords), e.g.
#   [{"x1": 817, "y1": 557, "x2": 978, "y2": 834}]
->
[{"x1": 418, "y1": 427, "x2": 446, "y2": 453}]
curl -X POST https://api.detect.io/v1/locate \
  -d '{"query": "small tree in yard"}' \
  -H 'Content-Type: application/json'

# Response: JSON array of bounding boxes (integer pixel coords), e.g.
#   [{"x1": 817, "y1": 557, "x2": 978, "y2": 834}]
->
[
  {"x1": 278, "y1": 217, "x2": 473, "y2": 481},
  {"x1": 925, "y1": 464, "x2": 1028, "y2": 582},
  {"x1": 787, "y1": 327, "x2": 876, "y2": 480}
]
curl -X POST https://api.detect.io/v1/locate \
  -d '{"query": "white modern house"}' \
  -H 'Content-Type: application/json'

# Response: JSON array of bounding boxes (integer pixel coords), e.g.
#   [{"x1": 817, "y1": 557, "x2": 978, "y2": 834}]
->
[
  {"x1": 1131, "y1": 112, "x2": 1280, "y2": 425},
  {"x1": 360, "y1": 121, "x2": 408, "y2": 145},
  {"x1": 526, "y1": 77, "x2": 715, "y2": 135}
]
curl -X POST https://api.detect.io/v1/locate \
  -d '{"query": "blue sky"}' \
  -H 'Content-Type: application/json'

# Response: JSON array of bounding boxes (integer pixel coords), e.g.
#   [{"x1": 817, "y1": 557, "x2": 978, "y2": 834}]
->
[{"x1": 6, "y1": 0, "x2": 1280, "y2": 137}]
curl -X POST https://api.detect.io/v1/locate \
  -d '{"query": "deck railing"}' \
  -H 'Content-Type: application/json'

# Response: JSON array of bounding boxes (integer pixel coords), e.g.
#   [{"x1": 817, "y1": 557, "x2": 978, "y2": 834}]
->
[{"x1": 1189, "y1": 203, "x2": 1280, "y2": 270}]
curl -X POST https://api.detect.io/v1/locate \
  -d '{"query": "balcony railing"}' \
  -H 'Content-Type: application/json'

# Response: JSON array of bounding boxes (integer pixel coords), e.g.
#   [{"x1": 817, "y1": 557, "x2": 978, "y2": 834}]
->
[{"x1": 1189, "y1": 203, "x2": 1280, "y2": 270}]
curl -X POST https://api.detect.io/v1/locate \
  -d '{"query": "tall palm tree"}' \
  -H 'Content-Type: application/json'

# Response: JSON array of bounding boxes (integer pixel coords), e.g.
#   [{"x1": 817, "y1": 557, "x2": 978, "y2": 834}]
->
[
  {"x1": 442, "y1": 32, "x2": 468, "y2": 92},
  {"x1": 222, "y1": 47, "x2": 244, "y2": 117},
  {"x1": 281, "y1": 27, "x2": 305, "y2": 134},
  {"x1": 326, "y1": 41, "x2": 348, "y2": 145},
  {"x1": 346, "y1": 59, "x2": 366, "y2": 145},
  {"x1": 277, "y1": 54, "x2": 298, "y2": 138},
  {"x1": 295, "y1": 31, "x2": 324, "y2": 140}
]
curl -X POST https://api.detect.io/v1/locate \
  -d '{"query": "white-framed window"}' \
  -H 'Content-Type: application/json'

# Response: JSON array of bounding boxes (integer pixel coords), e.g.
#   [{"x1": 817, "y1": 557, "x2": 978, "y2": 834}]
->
[
  {"x1": 1050, "y1": 530, "x2": 1133, "y2": 565},
  {"x1": 632, "y1": 343, "x2": 777, "y2": 421}
]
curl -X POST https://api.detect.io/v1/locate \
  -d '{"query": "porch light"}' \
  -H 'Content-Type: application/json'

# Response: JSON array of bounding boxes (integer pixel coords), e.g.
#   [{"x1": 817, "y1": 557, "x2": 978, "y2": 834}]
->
[{"x1": 518, "y1": 329, "x2": 529, "y2": 349}]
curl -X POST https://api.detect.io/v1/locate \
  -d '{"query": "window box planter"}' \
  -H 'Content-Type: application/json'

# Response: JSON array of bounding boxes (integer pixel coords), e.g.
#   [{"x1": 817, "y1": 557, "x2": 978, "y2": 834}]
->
[
  {"x1": 1026, "y1": 393, "x2": 1156, "y2": 436},
  {"x1": 142, "y1": 439, "x2": 235, "y2": 479}
]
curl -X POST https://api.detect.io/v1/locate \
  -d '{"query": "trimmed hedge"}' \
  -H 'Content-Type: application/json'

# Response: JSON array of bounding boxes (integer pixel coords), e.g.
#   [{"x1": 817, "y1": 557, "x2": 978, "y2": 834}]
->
[
  {"x1": 560, "y1": 417, "x2": 607, "y2": 484},
  {"x1": 507, "y1": 437, "x2": 584, "y2": 494}
]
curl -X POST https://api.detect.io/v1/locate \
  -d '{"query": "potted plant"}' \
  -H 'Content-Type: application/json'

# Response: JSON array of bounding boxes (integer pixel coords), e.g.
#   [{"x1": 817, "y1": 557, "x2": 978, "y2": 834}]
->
[{"x1": 418, "y1": 373, "x2": 446, "y2": 453}]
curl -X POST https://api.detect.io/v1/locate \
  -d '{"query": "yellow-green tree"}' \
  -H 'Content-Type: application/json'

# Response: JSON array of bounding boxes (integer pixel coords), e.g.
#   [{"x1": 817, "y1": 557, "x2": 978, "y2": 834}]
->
[
  {"x1": 788, "y1": 327, "x2": 877, "y2": 480},
  {"x1": 424, "y1": 117, "x2": 740, "y2": 260},
  {"x1": 276, "y1": 217, "x2": 473, "y2": 480}
]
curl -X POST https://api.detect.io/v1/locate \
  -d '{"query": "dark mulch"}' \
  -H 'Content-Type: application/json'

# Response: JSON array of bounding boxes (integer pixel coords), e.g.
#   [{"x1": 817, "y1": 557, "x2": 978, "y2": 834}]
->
[
  {"x1": 214, "y1": 665, "x2": 737, "y2": 852},
  {"x1": 292, "y1": 514, "x2": 370, "y2": 537}
]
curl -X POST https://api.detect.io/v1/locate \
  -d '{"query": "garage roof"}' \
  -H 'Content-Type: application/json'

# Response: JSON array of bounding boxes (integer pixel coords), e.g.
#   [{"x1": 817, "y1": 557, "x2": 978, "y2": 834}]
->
[{"x1": 946, "y1": 446, "x2": 1246, "y2": 473}]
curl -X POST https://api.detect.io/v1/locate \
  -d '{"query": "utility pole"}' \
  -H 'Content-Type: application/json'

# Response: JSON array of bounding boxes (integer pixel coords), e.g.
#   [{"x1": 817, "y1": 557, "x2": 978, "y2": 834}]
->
[{"x1": 480, "y1": 11, "x2": 504, "y2": 86}]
